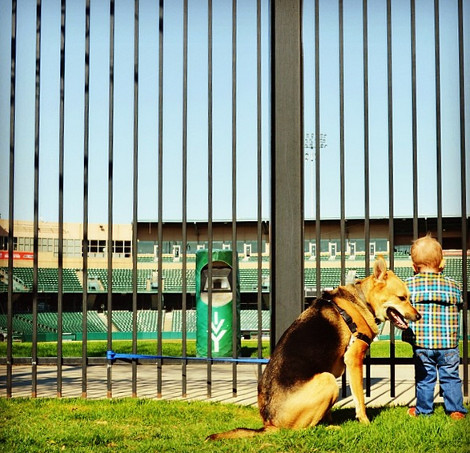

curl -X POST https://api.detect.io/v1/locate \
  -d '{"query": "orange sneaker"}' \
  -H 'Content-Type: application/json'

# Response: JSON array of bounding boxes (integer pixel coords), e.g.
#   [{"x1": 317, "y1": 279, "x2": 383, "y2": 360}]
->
[
  {"x1": 407, "y1": 407, "x2": 418, "y2": 417},
  {"x1": 449, "y1": 412, "x2": 466, "y2": 420}
]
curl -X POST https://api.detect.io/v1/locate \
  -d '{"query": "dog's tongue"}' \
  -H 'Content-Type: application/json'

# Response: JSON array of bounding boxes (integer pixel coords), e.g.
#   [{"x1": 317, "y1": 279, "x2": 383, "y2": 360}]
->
[{"x1": 387, "y1": 308, "x2": 408, "y2": 330}]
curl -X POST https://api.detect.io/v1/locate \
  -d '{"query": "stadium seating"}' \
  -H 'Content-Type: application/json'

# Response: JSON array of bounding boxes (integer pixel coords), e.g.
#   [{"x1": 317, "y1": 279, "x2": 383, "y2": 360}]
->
[
  {"x1": 170, "y1": 309, "x2": 270, "y2": 334},
  {"x1": 239, "y1": 268, "x2": 269, "y2": 292},
  {"x1": 0, "y1": 255, "x2": 468, "y2": 296},
  {"x1": 444, "y1": 257, "x2": 469, "y2": 285},
  {"x1": 0, "y1": 306, "x2": 463, "y2": 341},
  {"x1": 171, "y1": 310, "x2": 197, "y2": 333},
  {"x1": 137, "y1": 310, "x2": 161, "y2": 332},
  {"x1": 111, "y1": 310, "x2": 134, "y2": 332},
  {"x1": 240, "y1": 309, "x2": 270, "y2": 332},
  {"x1": 108, "y1": 310, "x2": 162, "y2": 332}
]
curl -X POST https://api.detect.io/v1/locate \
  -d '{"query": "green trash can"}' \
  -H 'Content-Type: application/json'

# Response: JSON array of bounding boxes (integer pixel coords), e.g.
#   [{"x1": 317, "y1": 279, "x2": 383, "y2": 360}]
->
[{"x1": 196, "y1": 249, "x2": 241, "y2": 357}]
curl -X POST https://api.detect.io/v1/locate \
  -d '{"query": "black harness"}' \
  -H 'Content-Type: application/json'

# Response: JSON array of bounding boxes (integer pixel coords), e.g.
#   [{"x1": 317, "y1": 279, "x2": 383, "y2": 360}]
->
[{"x1": 324, "y1": 298, "x2": 375, "y2": 347}]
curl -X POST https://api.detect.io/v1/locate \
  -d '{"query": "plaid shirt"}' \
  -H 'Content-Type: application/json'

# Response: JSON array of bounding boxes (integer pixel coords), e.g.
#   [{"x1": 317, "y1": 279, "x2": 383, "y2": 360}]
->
[{"x1": 406, "y1": 272, "x2": 462, "y2": 349}]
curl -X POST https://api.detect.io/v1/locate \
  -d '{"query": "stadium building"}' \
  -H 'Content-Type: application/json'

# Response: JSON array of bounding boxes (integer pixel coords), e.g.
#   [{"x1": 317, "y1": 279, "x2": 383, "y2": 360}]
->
[{"x1": 1, "y1": 217, "x2": 467, "y2": 342}]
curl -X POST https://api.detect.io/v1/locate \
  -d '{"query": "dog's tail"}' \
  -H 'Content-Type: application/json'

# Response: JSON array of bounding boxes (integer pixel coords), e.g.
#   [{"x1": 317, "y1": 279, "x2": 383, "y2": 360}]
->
[{"x1": 206, "y1": 425, "x2": 277, "y2": 441}]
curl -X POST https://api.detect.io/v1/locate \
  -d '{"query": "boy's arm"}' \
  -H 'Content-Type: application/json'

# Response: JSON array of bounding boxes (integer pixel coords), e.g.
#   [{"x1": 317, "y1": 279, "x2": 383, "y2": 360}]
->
[{"x1": 401, "y1": 327, "x2": 415, "y2": 345}]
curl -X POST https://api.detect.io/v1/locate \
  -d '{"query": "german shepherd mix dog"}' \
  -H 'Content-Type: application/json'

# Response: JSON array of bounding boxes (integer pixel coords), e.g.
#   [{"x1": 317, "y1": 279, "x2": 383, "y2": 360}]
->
[{"x1": 207, "y1": 257, "x2": 421, "y2": 440}]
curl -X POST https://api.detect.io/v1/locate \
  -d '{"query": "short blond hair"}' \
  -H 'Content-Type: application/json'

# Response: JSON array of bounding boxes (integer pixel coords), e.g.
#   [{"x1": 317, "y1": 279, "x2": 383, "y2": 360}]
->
[{"x1": 410, "y1": 233, "x2": 443, "y2": 271}]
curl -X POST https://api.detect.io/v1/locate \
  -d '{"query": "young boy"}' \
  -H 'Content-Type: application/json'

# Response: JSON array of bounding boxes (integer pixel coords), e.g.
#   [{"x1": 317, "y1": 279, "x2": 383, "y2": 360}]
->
[{"x1": 405, "y1": 234, "x2": 467, "y2": 419}]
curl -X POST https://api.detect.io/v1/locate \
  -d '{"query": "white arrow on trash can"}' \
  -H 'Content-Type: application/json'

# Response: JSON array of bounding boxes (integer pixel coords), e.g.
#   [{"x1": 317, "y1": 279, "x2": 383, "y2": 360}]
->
[{"x1": 211, "y1": 312, "x2": 227, "y2": 353}]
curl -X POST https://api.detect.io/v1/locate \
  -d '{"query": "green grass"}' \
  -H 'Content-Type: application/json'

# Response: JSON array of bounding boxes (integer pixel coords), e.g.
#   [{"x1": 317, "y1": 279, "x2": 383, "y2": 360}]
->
[
  {"x1": 0, "y1": 398, "x2": 468, "y2": 452},
  {"x1": 1, "y1": 339, "x2": 467, "y2": 359},
  {"x1": 0, "y1": 339, "x2": 411, "y2": 359},
  {"x1": 0, "y1": 339, "x2": 269, "y2": 359},
  {"x1": 1, "y1": 340, "x2": 468, "y2": 451}
]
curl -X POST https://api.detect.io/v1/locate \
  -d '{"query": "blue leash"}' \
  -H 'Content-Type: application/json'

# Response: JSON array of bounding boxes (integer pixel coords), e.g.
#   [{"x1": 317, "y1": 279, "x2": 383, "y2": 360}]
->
[{"x1": 106, "y1": 350, "x2": 269, "y2": 365}]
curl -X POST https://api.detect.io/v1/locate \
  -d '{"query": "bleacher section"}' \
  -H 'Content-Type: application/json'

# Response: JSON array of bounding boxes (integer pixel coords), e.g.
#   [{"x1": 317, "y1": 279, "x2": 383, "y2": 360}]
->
[
  {"x1": 444, "y1": 257, "x2": 466, "y2": 285},
  {"x1": 163, "y1": 269, "x2": 196, "y2": 293},
  {"x1": 170, "y1": 309, "x2": 270, "y2": 335},
  {"x1": 0, "y1": 309, "x2": 271, "y2": 338},
  {"x1": 0, "y1": 257, "x2": 468, "y2": 295},
  {"x1": 240, "y1": 310, "x2": 270, "y2": 334},
  {"x1": 0, "y1": 311, "x2": 161, "y2": 340},
  {"x1": 239, "y1": 268, "x2": 270, "y2": 292},
  {"x1": 111, "y1": 310, "x2": 162, "y2": 332},
  {"x1": 1, "y1": 253, "x2": 466, "y2": 342},
  {"x1": 171, "y1": 310, "x2": 197, "y2": 333},
  {"x1": 0, "y1": 313, "x2": 55, "y2": 335},
  {"x1": 0, "y1": 308, "x2": 416, "y2": 342},
  {"x1": 0, "y1": 267, "x2": 82, "y2": 293},
  {"x1": 88, "y1": 268, "x2": 155, "y2": 292},
  {"x1": 0, "y1": 312, "x2": 108, "y2": 337}
]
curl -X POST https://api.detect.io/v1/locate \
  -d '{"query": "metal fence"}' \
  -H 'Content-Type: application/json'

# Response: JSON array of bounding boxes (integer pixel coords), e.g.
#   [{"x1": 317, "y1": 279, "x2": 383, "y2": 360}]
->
[{"x1": 1, "y1": 0, "x2": 468, "y2": 401}]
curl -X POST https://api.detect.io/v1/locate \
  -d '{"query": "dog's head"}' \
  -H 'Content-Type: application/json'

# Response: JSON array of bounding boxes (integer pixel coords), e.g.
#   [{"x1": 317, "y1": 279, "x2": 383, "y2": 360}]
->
[{"x1": 365, "y1": 257, "x2": 421, "y2": 329}]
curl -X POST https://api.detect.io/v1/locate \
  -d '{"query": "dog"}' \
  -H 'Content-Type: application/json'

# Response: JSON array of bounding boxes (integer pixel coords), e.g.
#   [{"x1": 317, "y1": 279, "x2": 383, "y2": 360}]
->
[{"x1": 207, "y1": 257, "x2": 421, "y2": 440}]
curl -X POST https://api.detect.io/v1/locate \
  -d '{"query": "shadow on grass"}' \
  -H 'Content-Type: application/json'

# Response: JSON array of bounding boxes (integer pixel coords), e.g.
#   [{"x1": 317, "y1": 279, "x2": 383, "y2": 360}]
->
[
  {"x1": 240, "y1": 345, "x2": 258, "y2": 357},
  {"x1": 331, "y1": 406, "x2": 394, "y2": 425}
]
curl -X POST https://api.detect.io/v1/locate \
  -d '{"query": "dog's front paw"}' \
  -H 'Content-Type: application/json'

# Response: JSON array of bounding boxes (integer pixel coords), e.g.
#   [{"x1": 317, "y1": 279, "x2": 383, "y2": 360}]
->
[{"x1": 357, "y1": 415, "x2": 370, "y2": 424}]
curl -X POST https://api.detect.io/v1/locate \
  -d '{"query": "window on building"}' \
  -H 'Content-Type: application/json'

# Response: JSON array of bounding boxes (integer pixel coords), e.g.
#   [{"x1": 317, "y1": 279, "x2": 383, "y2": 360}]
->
[
  {"x1": 0, "y1": 236, "x2": 8, "y2": 250},
  {"x1": 329, "y1": 243, "x2": 337, "y2": 260},
  {"x1": 87, "y1": 240, "x2": 106, "y2": 256},
  {"x1": 244, "y1": 243, "x2": 252, "y2": 259},
  {"x1": 349, "y1": 242, "x2": 356, "y2": 259},
  {"x1": 114, "y1": 240, "x2": 131, "y2": 258},
  {"x1": 309, "y1": 242, "x2": 316, "y2": 260}
]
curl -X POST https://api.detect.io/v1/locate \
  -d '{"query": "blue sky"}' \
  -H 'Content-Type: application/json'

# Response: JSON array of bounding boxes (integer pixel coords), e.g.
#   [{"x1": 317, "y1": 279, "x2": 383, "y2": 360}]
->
[{"x1": 0, "y1": 0, "x2": 468, "y2": 225}]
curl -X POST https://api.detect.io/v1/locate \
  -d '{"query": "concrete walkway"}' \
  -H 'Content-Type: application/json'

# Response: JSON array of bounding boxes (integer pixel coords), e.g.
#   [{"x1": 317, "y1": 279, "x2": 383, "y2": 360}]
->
[
  {"x1": 2, "y1": 363, "x2": 468, "y2": 408},
  {"x1": 0, "y1": 363, "x2": 419, "y2": 407}
]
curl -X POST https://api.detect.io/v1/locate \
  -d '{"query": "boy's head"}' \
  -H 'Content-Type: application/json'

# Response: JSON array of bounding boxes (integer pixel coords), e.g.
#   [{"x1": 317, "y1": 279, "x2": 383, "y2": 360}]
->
[{"x1": 410, "y1": 233, "x2": 445, "y2": 273}]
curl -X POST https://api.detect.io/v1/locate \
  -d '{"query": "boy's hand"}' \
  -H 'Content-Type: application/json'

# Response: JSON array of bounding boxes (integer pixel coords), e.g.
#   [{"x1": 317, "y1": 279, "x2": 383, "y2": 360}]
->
[{"x1": 401, "y1": 327, "x2": 415, "y2": 345}]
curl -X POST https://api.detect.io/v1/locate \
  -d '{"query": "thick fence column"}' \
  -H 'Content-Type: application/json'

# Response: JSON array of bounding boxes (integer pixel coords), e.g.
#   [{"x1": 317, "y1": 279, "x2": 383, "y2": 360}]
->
[{"x1": 270, "y1": 0, "x2": 304, "y2": 350}]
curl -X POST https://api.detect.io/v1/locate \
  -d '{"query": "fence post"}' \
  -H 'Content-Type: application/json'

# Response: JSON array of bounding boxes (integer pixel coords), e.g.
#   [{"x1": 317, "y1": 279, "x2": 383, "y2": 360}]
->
[{"x1": 270, "y1": 0, "x2": 304, "y2": 350}]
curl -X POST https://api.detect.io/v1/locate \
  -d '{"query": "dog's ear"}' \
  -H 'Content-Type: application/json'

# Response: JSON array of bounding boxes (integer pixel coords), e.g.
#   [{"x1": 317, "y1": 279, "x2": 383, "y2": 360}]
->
[{"x1": 373, "y1": 256, "x2": 388, "y2": 281}]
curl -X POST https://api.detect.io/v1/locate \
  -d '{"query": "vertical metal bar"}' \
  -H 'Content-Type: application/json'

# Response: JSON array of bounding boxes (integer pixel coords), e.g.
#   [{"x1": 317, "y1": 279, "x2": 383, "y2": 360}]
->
[
  {"x1": 339, "y1": 0, "x2": 345, "y2": 288},
  {"x1": 131, "y1": 0, "x2": 139, "y2": 398},
  {"x1": 362, "y1": 0, "x2": 370, "y2": 277},
  {"x1": 57, "y1": 0, "x2": 66, "y2": 399},
  {"x1": 338, "y1": 0, "x2": 347, "y2": 398},
  {"x1": 30, "y1": 0, "x2": 40, "y2": 400},
  {"x1": 157, "y1": 0, "x2": 164, "y2": 398},
  {"x1": 362, "y1": 0, "x2": 371, "y2": 397},
  {"x1": 6, "y1": 0, "x2": 17, "y2": 399},
  {"x1": 386, "y1": 0, "x2": 396, "y2": 398},
  {"x1": 256, "y1": 0, "x2": 263, "y2": 379},
  {"x1": 434, "y1": 0, "x2": 442, "y2": 243},
  {"x1": 181, "y1": 0, "x2": 188, "y2": 399},
  {"x1": 231, "y1": 0, "x2": 238, "y2": 397},
  {"x1": 207, "y1": 0, "x2": 213, "y2": 398},
  {"x1": 106, "y1": 0, "x2": 115, "y2": 400},
  {"x1": 81, "y1": 0, "x2": 91, "y2": 399},
  {"x1": 457, "y1": 0, "x2": 468, "y2": 398},
  {"x1": 32, "y1": 0, "x2": 41, "y2": 400},
  {"x1": 314, "y1": 0, "x2": 321, "y2": 299},
  {"x1": 387, "y1": 0, "x2": 394, "y2": 274},
  {"x1": 270, "y1": 0, "x2": 304, "y2": 348},
  {"x1": 410, "y1": 0, "x2": 418, "y2": 240}
]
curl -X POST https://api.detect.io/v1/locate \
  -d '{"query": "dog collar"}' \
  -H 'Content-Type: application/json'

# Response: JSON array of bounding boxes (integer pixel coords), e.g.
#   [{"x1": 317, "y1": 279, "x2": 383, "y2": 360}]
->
[{"x1": 326, "y1": 298, "x2": 373, "y2": 346}]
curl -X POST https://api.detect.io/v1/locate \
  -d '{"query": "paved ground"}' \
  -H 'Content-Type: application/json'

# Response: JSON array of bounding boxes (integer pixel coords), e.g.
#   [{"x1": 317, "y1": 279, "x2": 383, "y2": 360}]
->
[
  {"x1": 2, "y1": 363, "x2": 468, "y2": 409},
  {"x1": 0, "y1": 363, "x2": 419, "y2": 407}
]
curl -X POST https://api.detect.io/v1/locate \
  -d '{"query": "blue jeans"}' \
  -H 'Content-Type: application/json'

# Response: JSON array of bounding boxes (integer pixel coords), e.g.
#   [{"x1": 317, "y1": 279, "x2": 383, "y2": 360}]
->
[{"x1": 414, "y1": 347, "x2": 467, "y2": 415}]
